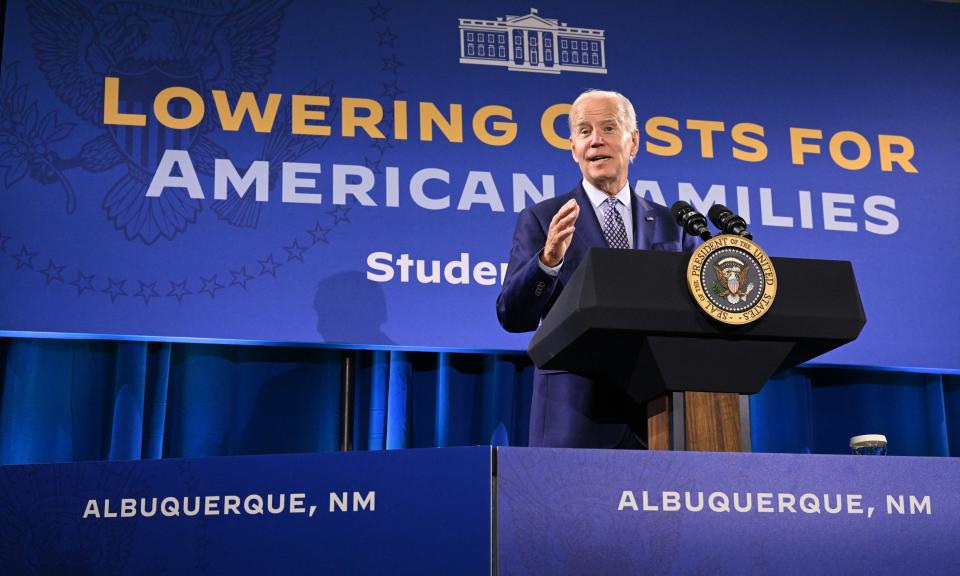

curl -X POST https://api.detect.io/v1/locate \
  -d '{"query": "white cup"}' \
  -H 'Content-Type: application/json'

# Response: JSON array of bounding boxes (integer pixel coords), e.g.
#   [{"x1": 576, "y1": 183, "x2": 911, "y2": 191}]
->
[{"x1": 850, "y1": 434, "x2": 887, "y2": 456}]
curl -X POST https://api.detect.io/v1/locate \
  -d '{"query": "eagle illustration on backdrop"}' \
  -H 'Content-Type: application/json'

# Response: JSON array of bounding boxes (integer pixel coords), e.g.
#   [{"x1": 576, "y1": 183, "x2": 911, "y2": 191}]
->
[
  {"x1": 713, "y1": 262, "x2": 755, "y2": 305},
  {"x1": 27, "y1": 0, "x2": 289, "y2": 244}
]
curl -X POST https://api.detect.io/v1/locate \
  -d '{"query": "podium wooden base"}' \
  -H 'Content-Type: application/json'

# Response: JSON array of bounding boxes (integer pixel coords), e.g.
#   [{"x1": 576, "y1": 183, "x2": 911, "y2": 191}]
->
[{"x1": 647, "y1": 392, "x2": 751, "y2": 452}]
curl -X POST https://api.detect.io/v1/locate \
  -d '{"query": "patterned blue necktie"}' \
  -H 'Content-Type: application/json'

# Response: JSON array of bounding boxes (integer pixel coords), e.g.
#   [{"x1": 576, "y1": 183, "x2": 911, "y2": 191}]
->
[{"x1": 601, "y1": 197, "x2": 630, "y2": 249}]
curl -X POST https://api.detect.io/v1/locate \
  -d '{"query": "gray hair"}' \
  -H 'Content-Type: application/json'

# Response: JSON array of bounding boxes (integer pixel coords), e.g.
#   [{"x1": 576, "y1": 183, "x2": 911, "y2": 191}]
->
[{"x1": 568, "y1": 89, "x2": 638, "y2": 134}]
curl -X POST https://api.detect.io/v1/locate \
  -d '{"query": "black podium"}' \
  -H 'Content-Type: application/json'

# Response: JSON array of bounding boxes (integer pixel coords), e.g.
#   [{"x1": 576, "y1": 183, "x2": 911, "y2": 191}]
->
[{"x1": 528, "y1": 248, "x2": 865, "y2": 451}]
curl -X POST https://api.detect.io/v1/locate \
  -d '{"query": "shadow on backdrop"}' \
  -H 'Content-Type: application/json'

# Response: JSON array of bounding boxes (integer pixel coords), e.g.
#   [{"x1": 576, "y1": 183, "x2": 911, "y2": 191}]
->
[{"x1": 314, "y1": 271, "x2": 392, "y2": 345}]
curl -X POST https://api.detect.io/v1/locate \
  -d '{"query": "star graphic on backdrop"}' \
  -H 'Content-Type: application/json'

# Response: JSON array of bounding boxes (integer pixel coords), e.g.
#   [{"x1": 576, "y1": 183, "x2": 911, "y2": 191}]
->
[
  {"x1": 258, "y1": 254, "x2": 282, "y2": 277},
  {"x1": 13, "y1": 245, "x2": 37, "y2": 270},
  {"x1": 381, "y1": 113, "x2": 395, "y2": 135},
  {"x1": 368, "y1": 2, "x2": 390, "y2": 21},
  {"x1": 370, "y1": 139, "x2": 393, "y2": 154},
  {"x1": 70, "y1": 271, "x2": 96, "y2": 295},
  {"x1": 382, "y1": 55, "x2": 403, "y2": 73},
  {"x1": 307, "y1": 222, "x2": 331, "y2": 245},
  {"x1": 381, "y1": 80, "x2": 403, "y2": 100},
  {"x1": 167, "y1": 280, "x2": 192, "y2": 304},
  {"x1": 102, "y1": 278, "x2": 127, "y2": 303},
  {"x1": 135, "y1": 281, "x2": 160, "y2": 304},
  {"x1": 230, "y1": 265, "x2": 255, "y2": 290},
  {"x1": 283, "y1": 239, "x2": 307, "y2": 263},
  {"x1": 199, "y1": 274, "x2": 224, "y2": 299},
  {"x1": 0, "y1": 233, "x2": 11, "y2": 253},
  {"x1": 329, "y1": 205, "x2": 352, "y2": 225},
  {"x1": 363, "y1": 155, "x2": 382, "y2": 175},
  {"x1": 38, "y1": 259, "x2": 65, "y2": 284},
  {"x1": 377, "y1": 28, "x2": 398, "y2": 47}
]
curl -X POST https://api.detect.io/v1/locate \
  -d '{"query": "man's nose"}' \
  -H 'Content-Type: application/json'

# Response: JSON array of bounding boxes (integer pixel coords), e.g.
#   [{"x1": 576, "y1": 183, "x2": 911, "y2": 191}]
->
[{"x1": 588, "y1": 130, "x2": 605, "y2": 146}]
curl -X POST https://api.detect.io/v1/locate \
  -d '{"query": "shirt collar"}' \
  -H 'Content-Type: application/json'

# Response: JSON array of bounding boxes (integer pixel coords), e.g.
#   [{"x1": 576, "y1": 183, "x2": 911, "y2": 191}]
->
[{"x1": 582, "y1": 178, "x2": 632, "y2": 211}]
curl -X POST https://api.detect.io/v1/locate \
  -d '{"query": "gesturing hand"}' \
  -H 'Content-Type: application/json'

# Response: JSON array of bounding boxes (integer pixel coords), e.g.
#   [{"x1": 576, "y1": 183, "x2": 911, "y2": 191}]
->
[{"x1": 540, "y1": 199, "x2": 580, "y2": 267}]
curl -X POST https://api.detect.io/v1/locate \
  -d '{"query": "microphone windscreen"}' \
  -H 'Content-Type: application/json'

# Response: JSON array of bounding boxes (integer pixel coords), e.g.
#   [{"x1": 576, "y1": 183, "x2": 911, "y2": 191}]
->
[
  {"x1": 707, "y1": 203, "x2": 729, "y2": 224},
  {"x1": 671, "y1": 201, "x2": 691, "y2": 223}
]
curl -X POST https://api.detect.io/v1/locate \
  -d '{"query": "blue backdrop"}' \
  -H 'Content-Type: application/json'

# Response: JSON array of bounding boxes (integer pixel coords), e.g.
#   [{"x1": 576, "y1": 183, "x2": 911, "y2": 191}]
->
[{"x1": 1, "y1": 0, "x2": 959, "y2": 463}]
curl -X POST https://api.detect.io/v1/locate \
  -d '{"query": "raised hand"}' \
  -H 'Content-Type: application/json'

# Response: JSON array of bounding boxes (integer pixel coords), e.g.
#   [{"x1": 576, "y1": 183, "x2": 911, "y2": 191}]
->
[{"x1": 540, "y1": 199, "x2": 580, "y2": 267}]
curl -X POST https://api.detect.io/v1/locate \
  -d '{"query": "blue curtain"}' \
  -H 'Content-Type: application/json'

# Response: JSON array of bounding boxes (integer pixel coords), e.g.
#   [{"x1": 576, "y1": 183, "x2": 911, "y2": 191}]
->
[
  {"x1": 751, "y1": 369, "x2": 959, "y2": 456},
  {"x1": 0, "y1": 338, "x2": 533, "y2": 464},
  {"x1": 0, "y1": 336, "x2": 955, "y2": 465}
]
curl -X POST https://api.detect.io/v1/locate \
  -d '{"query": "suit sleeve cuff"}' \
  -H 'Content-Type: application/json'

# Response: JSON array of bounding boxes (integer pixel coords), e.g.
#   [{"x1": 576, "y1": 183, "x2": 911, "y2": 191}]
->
[{"x1": 536, "y1": 250, "x2": 563, "y2": 277}]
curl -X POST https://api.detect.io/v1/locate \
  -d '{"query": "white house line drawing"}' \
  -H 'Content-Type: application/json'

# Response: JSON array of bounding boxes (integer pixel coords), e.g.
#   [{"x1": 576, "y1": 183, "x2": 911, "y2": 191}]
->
[{"x1": 458, "y1": 8, "x2": 607, "y2": 75}]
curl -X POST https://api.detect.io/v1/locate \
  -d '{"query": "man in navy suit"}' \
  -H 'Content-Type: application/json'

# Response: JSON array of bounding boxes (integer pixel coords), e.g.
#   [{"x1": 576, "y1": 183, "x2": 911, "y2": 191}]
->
[{"x1": 496, "y1": 90, "x2": 698, "y2": 448}]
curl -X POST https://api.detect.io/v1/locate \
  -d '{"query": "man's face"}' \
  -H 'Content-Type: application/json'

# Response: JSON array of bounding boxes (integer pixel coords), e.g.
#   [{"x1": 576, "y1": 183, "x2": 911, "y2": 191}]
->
[{"x1": 569, "y1": 95, "x2": 639, "y2": 195}]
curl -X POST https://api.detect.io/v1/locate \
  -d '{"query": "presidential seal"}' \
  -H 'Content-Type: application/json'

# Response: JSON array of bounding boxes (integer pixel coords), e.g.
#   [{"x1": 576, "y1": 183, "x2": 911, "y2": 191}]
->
[{"x1": 686, "y1": 235, "x2": 777, "y2": 325}]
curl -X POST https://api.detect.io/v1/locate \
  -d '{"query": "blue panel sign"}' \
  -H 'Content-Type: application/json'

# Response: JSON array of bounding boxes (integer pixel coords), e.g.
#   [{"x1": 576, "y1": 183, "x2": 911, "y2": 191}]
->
[
  {"x1": 1, "y1": 1, "x2": 958, "y2": 370},
  {"x1": 0, "y1": 448, "x2": 491, "y2": 574},
  {"x1": 497, "y1": 448, "x2": 960, "y2": 575}
]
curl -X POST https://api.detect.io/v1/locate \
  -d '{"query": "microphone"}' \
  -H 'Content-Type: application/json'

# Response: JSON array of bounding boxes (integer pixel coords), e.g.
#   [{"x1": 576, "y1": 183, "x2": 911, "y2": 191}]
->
[
  {"x1": 707, "y1": 203, "x2": 752, "y2": 240},
  {"x1": 670, "y1": 201, "x2": 712, "y2": 241}
]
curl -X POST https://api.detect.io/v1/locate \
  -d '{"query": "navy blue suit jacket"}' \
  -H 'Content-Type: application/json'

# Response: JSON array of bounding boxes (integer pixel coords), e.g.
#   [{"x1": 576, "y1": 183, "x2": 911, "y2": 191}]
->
[{"x1": 497, "y1": 183, "x2": 699, "y2": 448}]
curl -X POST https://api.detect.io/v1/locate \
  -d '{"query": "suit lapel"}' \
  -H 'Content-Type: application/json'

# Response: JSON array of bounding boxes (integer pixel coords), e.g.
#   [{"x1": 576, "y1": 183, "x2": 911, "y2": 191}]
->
[
  {"x1": 572, "y1": 183, "x2": 606, "y2": 249},
  {"x1": 631, "y1": 189, "x2": 656, "y2": 249}
]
